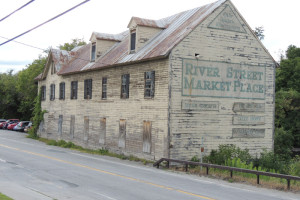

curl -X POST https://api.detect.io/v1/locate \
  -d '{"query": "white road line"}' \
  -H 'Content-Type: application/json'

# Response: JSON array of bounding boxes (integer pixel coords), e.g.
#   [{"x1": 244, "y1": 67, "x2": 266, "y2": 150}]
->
[
  {"x1": 92, "y1": 191, "x2": 118, "y2": 200},
  {"x1": 0, "y1": 158, "x2": 6, "y2": 163}
]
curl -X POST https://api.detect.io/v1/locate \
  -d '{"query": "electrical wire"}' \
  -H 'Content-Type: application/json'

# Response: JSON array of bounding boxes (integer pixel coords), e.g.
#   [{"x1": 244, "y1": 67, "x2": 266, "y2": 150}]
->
[
  {"x1": 0, "y1": 0, "x2": 90, "y2": 47},
  {"x1": 0, "y1": 0, "x2": 35, "y2": 22},
  {"x1": 0, "y1": 35, "x2": 111, "y2": 66}
]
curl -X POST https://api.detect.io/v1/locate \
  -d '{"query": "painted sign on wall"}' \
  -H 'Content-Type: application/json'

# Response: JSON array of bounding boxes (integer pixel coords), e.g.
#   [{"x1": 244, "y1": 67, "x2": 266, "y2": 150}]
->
[{"x1": 182, "y1": 59, "x2": 265, "y2": 99}]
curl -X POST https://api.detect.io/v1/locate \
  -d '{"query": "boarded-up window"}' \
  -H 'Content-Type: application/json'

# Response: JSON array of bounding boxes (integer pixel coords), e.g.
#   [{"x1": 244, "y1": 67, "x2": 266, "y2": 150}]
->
[
  {"x1": 144, "y1": 71, "x2": 155, "y2": 98},
  {"x1": 41, "y1": 86, "x2": 46, "y2": 101},
  {"x1": 121, "y1": 74, "x2": 130, "y2": 99},
  {"x1": 99, "y1": 118, "x2": 106, "y2": 145},
  {"x1": 50, "y1": 84, "x2": 55, "y2": 100},
  {"x1": 84, "y1": 116, "x2": 89, "y2": 141},
  {"x1": 102, "y1": 77, "x2": 107, "y2": 99},
  {"x1": 91, "y1": 43, "x2": 96, "y2": 62},
  {"x1": 119, "y1": 119, "x2": 126, "y2": 148},
  {"x1": 70, "y1": 115, "x2": 75, "y2": 139},
  {"x1": 59, "y1": 82, "x2": 65, "y2": 100},
  {"x1": 58, "y1": 115, "x2": 63, "y2": 135},
  {"x1": 71, "y1": 81, "x2": 78, "y2": 99},
  {"x1": 130, "y1": 31, "x2": 136, "y2": 52},
  {"x1": 143, "y1": 121, "x2": 152, "y2": 153},
  {"x1": 84, "y1": 79, "x2": 92, "y2": 99}
]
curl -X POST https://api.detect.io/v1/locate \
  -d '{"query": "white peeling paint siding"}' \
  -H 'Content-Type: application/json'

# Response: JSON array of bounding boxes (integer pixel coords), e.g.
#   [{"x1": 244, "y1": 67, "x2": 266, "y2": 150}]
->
[{"x1": 169, "y1": 1, "x2": 275, "y2": 160}]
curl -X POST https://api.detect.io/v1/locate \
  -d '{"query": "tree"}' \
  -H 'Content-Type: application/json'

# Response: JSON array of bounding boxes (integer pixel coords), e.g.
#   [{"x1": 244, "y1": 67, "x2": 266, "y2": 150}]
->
[
  {"x1": 275, "y1": 45, "x2": 300, "y2": 148},
  {"x1": 16, "y1": 55, "x2": 46, "y2": 120},
  {"x1": 253, "y1": 26, "x2": 264, "y2": 40},
  {"x1": 58, "y1": 38, "x2": 86, "y2": 51}
]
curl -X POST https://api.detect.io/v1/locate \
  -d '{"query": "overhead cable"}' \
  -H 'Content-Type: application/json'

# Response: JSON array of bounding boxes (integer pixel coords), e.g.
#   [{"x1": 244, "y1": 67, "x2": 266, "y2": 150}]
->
[
  {"x1": 0, "y1": 35, "x2": 110, "y2": 65},
  {"x1": 0, "y1": 0, "x2": 90, "y2": 47},
  {"x1": 0, "y1": 0, "x2": 35, "y2": 22}
]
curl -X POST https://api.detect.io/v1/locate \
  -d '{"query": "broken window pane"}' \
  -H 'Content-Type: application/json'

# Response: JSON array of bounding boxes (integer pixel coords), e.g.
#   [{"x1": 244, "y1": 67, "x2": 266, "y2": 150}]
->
[{"x1": 144, "y1": 71, "x2": 155, "y2": 98}]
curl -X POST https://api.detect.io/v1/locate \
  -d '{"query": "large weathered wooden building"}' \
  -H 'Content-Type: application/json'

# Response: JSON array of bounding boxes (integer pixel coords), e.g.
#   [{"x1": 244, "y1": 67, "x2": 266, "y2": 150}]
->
[{"x1": 36, "y1": 0, "x2": 276, "y2": 161}]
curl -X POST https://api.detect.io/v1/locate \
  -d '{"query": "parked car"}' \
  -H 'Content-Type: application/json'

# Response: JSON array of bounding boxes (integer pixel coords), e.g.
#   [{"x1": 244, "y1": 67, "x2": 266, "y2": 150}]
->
[
  {"x1": 1, "y1": 119, "x2": 20, "y2": 129},
  {"x1": 0, "y1": 119, "x2": 6, "y2": 128},
  {"x1": 24, "y1": 122, "x2": 33, "y2": 133},
  {"x1": 7, "y1": 122, "x2": 18, "y2": 130},
  {"x1": 13, "y1": 121, "x2": 31, "y2": 132}
]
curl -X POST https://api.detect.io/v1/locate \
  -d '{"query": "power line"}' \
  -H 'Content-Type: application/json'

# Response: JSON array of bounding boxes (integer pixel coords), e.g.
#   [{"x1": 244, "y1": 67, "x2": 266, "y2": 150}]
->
[
  {"x1": 0, "y1": 0, "x2": 90, "y2": 47},
  {"x1": 0, "y1": 0, "x2": 35, "y2": 22},
  {"x1": 0, "y1": 35, "x2": 111, "y2": 65},
  {"x1": 0, "y1": 36, "x2": 44, "y2": 51}
]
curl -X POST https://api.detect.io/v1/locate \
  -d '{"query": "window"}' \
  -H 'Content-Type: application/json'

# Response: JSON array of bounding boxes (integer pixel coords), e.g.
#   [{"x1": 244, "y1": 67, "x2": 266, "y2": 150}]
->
[
  {"x1": 144, "y1": 71, "x2": 155, "y2": 98},
  {"x1": 50, "y1": 84, "x2": 55, "y2": 100},
  {"x1": 59, "y1": 82, "x2": 65, "y2": 100},
  {"x1": 91, "y1": 43, "x2": 96, "y2": 62},
  {"x1": 71, "y1": 81, "x2": 78, "y2": 99},
  {"x1": 130, "y1": 31, "x2": 136, "y2": 52},
  {"x1": 51, "y1": 62, "x2": 56, "y2": 74},
  {"x1": 84, "y1": 79, "x2": 92, "y2": 99},
  {"x1": 41, "y1": 86, "x2": 46, "y2": 101},
  {"x1": 121, "y1": 74, "x2": 130, "y2": 99},
  {"x1": 102, "y1": 77, "x2": 107, "y2": 99}
]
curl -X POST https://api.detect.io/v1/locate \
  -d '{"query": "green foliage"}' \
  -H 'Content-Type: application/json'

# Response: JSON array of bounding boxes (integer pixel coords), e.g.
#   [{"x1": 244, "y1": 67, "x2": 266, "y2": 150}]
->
[
  {"x1": 58, "y1": 38, "x2": 86, "y2": 51},
  {"x1": 253, "y1": 26, "x2": 264, "y2": 40},
  {"x1": 204, "y1": 144, "x2": 251, "y2": 165},
  {"x1": 28, "y1": 93, "x2": 47, "y2": 139},
  {"x1": 16, "y1": 56, "x2": 46, "y2": 120},
  {"x1": 276, "y1": 45, "x2": 300, "y2": 148},
  {"x1": 274, "y1": 127, "x2": 294, "y2": 160},
  {"x1": 0, "y1": 71, "x2": 21, "y2": 119}
]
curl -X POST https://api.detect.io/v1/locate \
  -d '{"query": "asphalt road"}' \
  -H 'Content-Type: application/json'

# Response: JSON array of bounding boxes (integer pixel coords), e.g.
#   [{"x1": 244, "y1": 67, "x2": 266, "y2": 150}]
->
[{"x1": 0, "y1": 130, "x2": 299, "y2": 200}]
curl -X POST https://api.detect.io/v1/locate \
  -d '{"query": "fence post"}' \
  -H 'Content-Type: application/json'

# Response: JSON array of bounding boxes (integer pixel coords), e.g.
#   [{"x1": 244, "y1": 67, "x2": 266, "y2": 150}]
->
[
  {"x1": 156, "y1": 163, "x2": 159, "y2": 169},
  {"x1": 257, "y1": 174, "x2": 260, "y2": 185},
  {"x1": 230, "y1": 170, "x2": 233, "y2": 178},
  {"x1": 287, "y1": 179, "x2": 290, "y2": 190},
  {"x1": 167, "y1": 160, "x2": 170, "y2": 168},
  {"x1": 206, "y1": 167, "x2": 209, "y2": 175},
  {"x1": 185, "y1": 164, "x2": 188, "y2": 172}
]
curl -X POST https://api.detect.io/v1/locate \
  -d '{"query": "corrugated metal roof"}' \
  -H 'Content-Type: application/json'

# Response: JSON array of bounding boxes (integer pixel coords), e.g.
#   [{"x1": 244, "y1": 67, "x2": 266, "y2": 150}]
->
[{"x1": 53, "y1": 0, "x2": 226, "y2": 75}]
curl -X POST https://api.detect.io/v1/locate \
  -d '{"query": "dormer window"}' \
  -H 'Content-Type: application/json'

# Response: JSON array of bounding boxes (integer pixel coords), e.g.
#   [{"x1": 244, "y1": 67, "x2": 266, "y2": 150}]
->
[
  {"x1": 130, "y1": 31, "x2": 136, "y2": 52},
  {"x1": 91, "y1": 43, "x2": 96, "y2": 62}
]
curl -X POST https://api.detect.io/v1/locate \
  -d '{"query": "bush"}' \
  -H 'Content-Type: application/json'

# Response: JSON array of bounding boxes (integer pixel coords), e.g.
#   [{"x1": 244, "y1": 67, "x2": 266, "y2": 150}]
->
[
  {"x1": 274, "y1": 127, "x2": 294, "y2": 160},
  {"x1": 204, "y1": 144, "x2": 251, "y2": 165},
  {"x1": 258, "y1": 150, "x2": 288, "y2": 174}
]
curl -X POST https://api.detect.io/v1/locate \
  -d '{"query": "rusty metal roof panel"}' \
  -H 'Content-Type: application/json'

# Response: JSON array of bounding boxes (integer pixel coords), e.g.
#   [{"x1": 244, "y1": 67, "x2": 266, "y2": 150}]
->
[{"x1": 57, "y1": 0, "x2": 226, "y2": 75}]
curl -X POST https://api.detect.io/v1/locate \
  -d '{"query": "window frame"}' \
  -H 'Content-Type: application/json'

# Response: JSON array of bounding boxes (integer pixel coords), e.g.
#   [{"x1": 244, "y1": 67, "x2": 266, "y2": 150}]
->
[
  {"x1": 121, "y1": 74, "x2": 130, "y2": 99},
  {"x1": 144, "y1": 71, "x2": 155, "y2": 98},
  {"x1": 50, "y1": 84, "x2": 55, "y2": 101},
  {"x1": 102, "y1": 77, "x2": 107, "y2": 100},
  {"x1": 71, "y1": 81, "x2": 78, "y2": 100},
  {"x1": 84, "y1": 79, "x2": 92, "y2": 100},
  {"x1": 59, "y1": 82, "x2": 65, "y2": 100},
  {"x1": 91, "y1": 43, "x2": 96, "y2": 62},
  {"x1": 130, "y1": 31, "x2": 136, "y2": 52},
  {"x1": 41, "y1": 86, "x2": 46, "y2": 101}
]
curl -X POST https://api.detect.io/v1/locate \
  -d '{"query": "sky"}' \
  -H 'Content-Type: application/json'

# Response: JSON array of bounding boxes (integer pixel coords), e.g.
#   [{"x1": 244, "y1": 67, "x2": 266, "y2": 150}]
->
[{"x1": 0, "y1": 0, "x2": 299, "y2": 73}]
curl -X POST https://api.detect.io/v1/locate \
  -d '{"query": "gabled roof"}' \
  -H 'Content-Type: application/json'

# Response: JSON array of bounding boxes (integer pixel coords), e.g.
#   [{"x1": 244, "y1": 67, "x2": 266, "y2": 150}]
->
[{"x1": 54, "y1": 0, "x2": 226, "y2": 76}]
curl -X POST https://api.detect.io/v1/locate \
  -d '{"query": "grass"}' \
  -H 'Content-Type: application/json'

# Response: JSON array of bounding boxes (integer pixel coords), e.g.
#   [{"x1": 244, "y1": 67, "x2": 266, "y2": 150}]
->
[
  {"x1": 0, "y1": 193, "x2": 13, "y2": 200},
  {"x1": 37, "y1": 138, "x2": 153, "y2": 165}
]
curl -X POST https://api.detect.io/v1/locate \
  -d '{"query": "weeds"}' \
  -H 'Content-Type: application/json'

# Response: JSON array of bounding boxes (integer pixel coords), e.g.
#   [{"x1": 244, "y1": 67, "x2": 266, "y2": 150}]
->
[{"x1": 37, "y1": 138, "x2": 153, "y2": 165}]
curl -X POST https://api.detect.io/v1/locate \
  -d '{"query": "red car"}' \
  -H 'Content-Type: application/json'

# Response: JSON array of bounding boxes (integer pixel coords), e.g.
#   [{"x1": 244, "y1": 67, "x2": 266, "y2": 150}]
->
[
  {"x1": 7, "y1": 122, "x2": 19, "y2": 130},
  {"x1": 0, "y1": 119, "x2": 19, "y2": 129}
]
